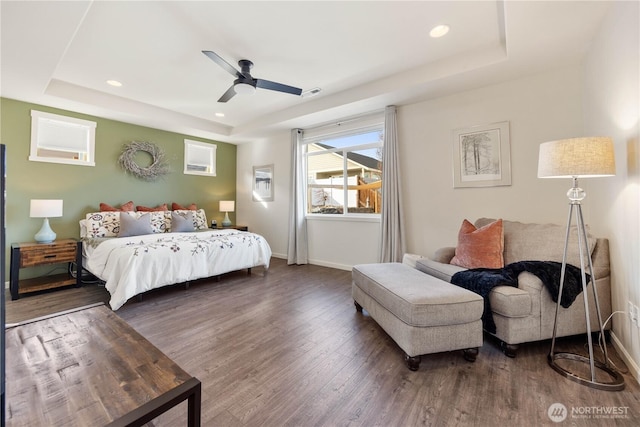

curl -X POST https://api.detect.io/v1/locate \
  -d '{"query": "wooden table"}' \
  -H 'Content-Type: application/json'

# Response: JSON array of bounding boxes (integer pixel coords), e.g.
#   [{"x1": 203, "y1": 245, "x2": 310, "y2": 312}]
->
[{"x1": 5, "y1": 303, "x2": 201, "y2": 426}]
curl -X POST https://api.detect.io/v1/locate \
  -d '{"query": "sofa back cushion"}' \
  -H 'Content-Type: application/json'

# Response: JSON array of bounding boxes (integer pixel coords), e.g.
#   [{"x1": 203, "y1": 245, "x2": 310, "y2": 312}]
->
[{"x1": 475, "y1": 218, "x2": 596, "y2": 267}]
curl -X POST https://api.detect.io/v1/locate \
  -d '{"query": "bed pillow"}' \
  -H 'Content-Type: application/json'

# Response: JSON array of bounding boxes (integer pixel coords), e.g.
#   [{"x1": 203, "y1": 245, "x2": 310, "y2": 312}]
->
[
  {"x1": 136, "y1": 203, "x2": 168, "y2": 212},
  {"x1": 171, "y1": 209, "x2": 207, "y2": 231},
  {"x1": 85, "y1": 212, "x2": 122, "y2": 237},
  {"x1": 118, "y1": 212, "x2": 153, "y2": 237},
  {"x1": 100, "y1": 201, "x2": 134, "y2": 212},
  {"x1": 171, "y1": 211, "x2": 195, "y2": 232},
  {"x1": 450, "y1": 218, "x2": 504, "y2": 269},
  {"x1": 172, "y1": 202, "x2": 197, "y2": 210},
  {"x1": 150, "y1": 211, "x2": 171, "y2": 233}
]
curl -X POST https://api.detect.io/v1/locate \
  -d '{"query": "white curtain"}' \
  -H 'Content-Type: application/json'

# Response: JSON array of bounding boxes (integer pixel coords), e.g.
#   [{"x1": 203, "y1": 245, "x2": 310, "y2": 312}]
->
[
  {"x1": 379, "y1": 105, "x2": 406, "y2": 262},
  {"x1": 287, "y1": 128, "x2": 308, "y2": 264}
]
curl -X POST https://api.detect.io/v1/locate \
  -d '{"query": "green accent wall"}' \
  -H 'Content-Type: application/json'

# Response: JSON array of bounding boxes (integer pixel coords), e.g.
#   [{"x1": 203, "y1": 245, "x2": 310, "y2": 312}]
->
[{"x1": 0, "y1": 97, "x2": 236, "y2": 276}]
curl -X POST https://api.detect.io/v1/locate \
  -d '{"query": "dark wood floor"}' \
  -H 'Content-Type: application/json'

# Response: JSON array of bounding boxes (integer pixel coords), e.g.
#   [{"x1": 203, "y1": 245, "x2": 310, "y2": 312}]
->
[{"x1": 6, "y1": 258, "x2": 640, "y2": 426}]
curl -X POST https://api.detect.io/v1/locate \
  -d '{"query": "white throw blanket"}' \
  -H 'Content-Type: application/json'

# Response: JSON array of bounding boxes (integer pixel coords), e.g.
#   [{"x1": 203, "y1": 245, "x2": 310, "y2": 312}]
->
[{"x1": 83, "y1": 229, "x2": 272, "y2": 310}]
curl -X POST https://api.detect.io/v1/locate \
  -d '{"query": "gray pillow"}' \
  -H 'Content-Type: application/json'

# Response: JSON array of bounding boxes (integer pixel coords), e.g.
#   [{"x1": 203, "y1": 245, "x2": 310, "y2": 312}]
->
[
  {"x1": 171, "y1": 211, "x2": 195, "y2": 232},
  {"x1": 118, "y1": 212, "x2": 153, "y2": 237}
]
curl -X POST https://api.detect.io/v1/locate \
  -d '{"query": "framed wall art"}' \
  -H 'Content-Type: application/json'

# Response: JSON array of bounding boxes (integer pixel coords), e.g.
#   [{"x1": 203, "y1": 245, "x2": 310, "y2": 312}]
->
[
  {"x1": 253, "y1": 164, "x2": 274, "y2": 202},
  {"x1": 452, "y1": 121, "x2": 511, "y2": 188}
]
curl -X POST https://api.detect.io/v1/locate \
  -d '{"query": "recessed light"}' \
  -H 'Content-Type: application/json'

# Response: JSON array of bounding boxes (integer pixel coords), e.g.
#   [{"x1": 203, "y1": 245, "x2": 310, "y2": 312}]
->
[
  {"x1": 106, "y1": 79, "x2": 122, "y2": 87},
  {"x1": 215, "y1": 112, "x2": 225, "y2": 117},
  {"x1": 429, "y1": 24, "x2": 449, "y2": 38}
]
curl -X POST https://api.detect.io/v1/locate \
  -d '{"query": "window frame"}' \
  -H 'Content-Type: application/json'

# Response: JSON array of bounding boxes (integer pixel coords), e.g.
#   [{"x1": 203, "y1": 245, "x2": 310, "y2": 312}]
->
[
  {"x1": 303, "y1": 116, "x2": 384, "y2": 218},
  {"x1": 183, "y1": 139, "x2": 217, "y2": 177},
  {"x1": 29, "y1": 110, "x2": 97, "y2": 167}
]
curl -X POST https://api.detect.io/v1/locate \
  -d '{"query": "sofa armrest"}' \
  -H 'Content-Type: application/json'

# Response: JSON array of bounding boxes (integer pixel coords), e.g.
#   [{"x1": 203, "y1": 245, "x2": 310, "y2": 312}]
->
[
  {"x1": 591, "y1": 238, "x2": 610, "y2": 280},
  {"x1": 432, "y1": 247, "x2": 456, "y2": 264}
]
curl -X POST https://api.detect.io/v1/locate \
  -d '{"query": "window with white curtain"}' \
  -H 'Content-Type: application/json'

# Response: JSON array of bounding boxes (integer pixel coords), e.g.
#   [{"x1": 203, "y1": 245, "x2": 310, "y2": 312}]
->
[{"x1": 303, "y1": 113, "x2": 384, "y2": 216}]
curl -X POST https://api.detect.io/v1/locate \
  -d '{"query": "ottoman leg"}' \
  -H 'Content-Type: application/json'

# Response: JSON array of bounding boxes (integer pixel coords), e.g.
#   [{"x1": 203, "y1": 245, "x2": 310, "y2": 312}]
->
[
  {"x1": 463, "y1": 348, "x2": 479, "y2": 362},
  {"x1": 404, "y1": 353, "x2": 421, "y2": 371},
  {"x1": 354, "y1": 300, "x2": 363, "y2": 313}
]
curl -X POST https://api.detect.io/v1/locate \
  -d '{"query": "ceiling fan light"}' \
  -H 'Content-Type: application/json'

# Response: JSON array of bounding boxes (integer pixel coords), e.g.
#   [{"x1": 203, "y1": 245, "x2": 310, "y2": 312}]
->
[{"x1": 234, "y1": 82, "x2": 256, "y2": 95}]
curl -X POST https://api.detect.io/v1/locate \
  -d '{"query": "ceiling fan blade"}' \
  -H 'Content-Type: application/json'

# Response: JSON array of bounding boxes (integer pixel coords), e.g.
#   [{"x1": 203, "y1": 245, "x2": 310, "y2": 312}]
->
[
  {"x1": 202, "y1": 50, "x2": 243, "y2": 78},
  {"x1": 256, "y1": 79, "x2": 302, "y2": 96},
  {"x1": 217, "y1": 85, "x2": 237, "y2": 103}
]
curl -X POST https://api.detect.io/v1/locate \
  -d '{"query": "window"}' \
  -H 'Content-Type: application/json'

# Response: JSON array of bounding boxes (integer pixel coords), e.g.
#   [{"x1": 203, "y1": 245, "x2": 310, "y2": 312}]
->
[
  {"x1": 30, "y1": 110, "x2": 96, "y2": 166},
  {"x1": 304, "y1": 115, "x2": 383, "y2": 215},
  {"x1": 184, "y1": 139, "x2": 217, "y2": 176}
]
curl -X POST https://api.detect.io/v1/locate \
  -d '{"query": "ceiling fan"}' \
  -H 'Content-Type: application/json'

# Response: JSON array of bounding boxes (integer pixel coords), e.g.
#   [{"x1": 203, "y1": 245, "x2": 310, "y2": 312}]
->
[{"x1": 202, "y1": 50, "x2": 303, "y2": 103}]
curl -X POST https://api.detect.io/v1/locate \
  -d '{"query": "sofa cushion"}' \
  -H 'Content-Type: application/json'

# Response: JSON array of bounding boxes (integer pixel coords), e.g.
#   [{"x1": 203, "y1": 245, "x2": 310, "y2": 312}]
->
[
  {"x1": 450, "y1": 219, "x2": 504, "y2": 269},
  {"x1": 415, "y1": 258, "x2": 466, "y2": 283},
  {"x1": 352, "y1": 263, "x2": 483, "y2": 327},
  {"x1": 475, "y1": 218, "x2": 595, "y2": 267},
  {"x1": 488, "y1": 286, "x2": 532, "y2": 318}
]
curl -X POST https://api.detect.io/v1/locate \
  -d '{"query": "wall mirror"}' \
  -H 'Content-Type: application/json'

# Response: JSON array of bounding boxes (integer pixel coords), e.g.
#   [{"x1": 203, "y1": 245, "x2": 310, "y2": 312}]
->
[
  {"x1": 30, "y1": 110, "x2": 96, "y2": 166},
  {"x1": 184, "y1": 139, "x2": 217, "y2": 176}
]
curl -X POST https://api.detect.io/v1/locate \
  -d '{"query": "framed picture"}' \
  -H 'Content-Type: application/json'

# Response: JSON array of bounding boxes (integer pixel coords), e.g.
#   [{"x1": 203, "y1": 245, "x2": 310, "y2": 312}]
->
[
  {"x1": 452, "y1": 121, "x2": 511, "y2": 188},
  {"x1": 253, "y1": 164, "x2": 274, "y2": 202}
]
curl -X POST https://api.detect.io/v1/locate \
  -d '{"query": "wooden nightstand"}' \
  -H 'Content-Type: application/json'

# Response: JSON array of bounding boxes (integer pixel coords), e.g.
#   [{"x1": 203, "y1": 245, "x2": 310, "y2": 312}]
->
[{"x1": 10, "y1": 239, "x2": 82, "y2": 300}]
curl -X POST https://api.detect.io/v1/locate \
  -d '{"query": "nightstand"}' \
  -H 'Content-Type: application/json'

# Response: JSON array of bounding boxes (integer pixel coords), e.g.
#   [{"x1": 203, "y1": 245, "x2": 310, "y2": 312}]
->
[
  {"x1": 213, "y1": 225, "x2": 248, "y2": 231},
  {"x1": 10, "y1": 239, "x2": 82, "y2": 300}
]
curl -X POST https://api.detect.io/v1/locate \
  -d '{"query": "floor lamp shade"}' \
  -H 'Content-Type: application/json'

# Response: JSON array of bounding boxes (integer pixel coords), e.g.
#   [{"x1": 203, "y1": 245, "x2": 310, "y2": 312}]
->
[
  {"x1": 219, "y1": 200, "x2": 235, "y2": 227},
  {"x1": 538, "y1": 137, "x2": 615, "y2": 178},
  {"x1": 537, "y1": 137, "x2": 623, "y2": 391},
  {"x1": 30, "y1": 199, "x2": 63, "y2": 243}
]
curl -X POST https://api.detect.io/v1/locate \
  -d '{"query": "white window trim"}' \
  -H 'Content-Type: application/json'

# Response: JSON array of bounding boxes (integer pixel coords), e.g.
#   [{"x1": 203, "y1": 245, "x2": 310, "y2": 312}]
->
[
  {"x1": 29, "y1": 110, "x2": 97, "y2": 167},
  {"x1": 183, "y1": 139, "x2": 217, "y2": 176},
  {"x1": 303, "y1": 111, "x2": 384, "y2": 218}
]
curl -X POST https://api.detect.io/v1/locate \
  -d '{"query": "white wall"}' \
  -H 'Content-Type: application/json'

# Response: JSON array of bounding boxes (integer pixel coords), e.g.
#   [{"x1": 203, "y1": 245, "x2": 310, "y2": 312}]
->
[
  {"x1": 583, "y1": 1, "x2": 640, "y2": 380},
  {"x1": 238, "y1": 65, "x2": 586, "y2": 268},
  {"x1": 399, "y1": 65, "x2": 585, "y2": 257},
  {"x1": 236, "y1": 131, "x2": 292, "y2": 259}
]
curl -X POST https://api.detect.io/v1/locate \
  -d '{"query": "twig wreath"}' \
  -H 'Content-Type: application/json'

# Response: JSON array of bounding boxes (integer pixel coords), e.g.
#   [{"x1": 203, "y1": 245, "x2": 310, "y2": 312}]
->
[{"x1": 119, "y1": 141, "x2": 170, "y2": 181}]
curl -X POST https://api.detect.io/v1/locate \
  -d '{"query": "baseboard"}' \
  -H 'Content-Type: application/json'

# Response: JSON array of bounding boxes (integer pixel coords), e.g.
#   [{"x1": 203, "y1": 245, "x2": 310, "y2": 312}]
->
[
  {"x1": 610, "y1": 330, "x2": 640, "y2": 385},
  {"x1": 308, "y1": 258, "x2": 352, "y2": 271},
  {"x1": 271, "y1": 254, "x2": 353, "y2": 271}
]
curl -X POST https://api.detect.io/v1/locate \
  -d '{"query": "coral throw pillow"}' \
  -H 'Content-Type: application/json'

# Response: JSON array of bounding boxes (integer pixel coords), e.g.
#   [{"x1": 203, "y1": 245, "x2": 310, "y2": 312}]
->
[
  {"x1": 136, "y1": 203, "x2": 168, "y2": 212},
  {"x1": 450, "y1": 219, "x2": 504, "y2": 269},
  {"x1": 100, "y1": 201, "x2": 134, "y2": 212},
  {"x1": 171, "y1": 202, "x2": 197, "y2": 210}
]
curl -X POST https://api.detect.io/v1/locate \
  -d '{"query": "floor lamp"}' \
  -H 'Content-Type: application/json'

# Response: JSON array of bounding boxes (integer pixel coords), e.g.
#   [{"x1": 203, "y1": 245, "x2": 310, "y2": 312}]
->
[{"x1": 538, "y1": 137, "x2": 624, "y2": 391}]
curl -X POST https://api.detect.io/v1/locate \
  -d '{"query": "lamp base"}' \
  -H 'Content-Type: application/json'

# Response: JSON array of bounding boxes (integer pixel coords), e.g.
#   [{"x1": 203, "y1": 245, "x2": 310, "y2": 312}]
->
[
  {"x1": 221, "y1": 212, "x2": 232, "y2": 227},
  {"x1": 34, "y1": 218, "x2": 56, "y2": 243},
  {"x1": 548, "y1": 352, "x2": 624, "y2": 391}
]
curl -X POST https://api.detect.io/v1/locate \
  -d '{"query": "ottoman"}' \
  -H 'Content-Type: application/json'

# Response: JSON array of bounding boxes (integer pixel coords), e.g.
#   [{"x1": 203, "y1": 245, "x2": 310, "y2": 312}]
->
[{"x1": 352, "y1": 262, "x2": 484, "y2": 371}]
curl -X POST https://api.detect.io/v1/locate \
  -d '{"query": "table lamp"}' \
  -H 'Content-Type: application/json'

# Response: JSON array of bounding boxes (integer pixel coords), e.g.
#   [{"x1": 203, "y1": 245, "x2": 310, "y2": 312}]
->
[
  {"x1": 538, "y1": 136, "x2": 623, "y2": 390},
  {"x1": 30, "y1": 199, "x2": 63, "y2": 243},
  {"x1": 219, "y1": 200, "x2": 235, "y2": 227}
]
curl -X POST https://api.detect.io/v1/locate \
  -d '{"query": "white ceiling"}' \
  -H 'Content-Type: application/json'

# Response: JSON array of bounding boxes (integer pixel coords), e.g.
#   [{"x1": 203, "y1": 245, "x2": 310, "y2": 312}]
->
[{"x1": 1, "y1": 1, "x2": 610, "y2": 144}]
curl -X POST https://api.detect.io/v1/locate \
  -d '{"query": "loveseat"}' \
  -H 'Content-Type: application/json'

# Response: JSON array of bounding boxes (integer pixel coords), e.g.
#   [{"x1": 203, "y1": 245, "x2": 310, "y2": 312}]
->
[{"x1": 407, "y1": 218, "x2": 611, "y2": 357}]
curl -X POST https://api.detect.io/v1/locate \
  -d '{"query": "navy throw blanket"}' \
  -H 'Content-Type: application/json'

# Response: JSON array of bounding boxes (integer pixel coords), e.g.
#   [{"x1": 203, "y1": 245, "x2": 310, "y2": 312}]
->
[{"x1": 451, "y1": 261, "x2": 590, "y2": 333}]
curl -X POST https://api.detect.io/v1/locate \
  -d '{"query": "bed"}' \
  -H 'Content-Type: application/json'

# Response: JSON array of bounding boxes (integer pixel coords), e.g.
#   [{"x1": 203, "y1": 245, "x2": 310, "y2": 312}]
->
[{"x1": 80, "y1": 209, "x2": 272, "y2": 310}]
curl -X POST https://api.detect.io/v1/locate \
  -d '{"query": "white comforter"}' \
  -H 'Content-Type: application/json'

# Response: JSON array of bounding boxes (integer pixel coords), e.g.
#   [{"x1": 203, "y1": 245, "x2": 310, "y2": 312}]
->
[{"x1": 83, "y1": 229, "x2": 272, "y2": 310}]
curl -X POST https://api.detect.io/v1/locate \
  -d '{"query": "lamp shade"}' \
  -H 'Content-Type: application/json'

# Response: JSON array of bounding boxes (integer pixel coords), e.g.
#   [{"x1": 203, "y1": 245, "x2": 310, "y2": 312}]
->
[
  {"x1": 219, "y1": 200, "x2": 235, "y2": 212},
  {"x1": 30, "y1": 199, "x2": 63, "y2": 218},
  {"x1": 538, "y1": 137, "x2": 615, "y2": 178}
]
